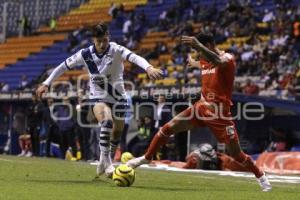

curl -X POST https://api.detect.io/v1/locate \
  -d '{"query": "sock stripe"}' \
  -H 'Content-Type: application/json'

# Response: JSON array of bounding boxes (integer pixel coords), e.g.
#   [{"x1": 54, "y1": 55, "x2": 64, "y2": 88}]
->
[
  {"x1": 100, "y1": 131, "x2": 110, "y2": 135},
  {"x1": 100, "y1": 136, "x2": 110, "y2": 140},
  {"x1": 99, "y1": 119, "x2": 113, "y2": 155},
  {"x1": 100, "y1": 143, "x2": 109, "y2": 147},
  {"x1": 101, "y1": 127, "x2": 112, "y2": 132}
]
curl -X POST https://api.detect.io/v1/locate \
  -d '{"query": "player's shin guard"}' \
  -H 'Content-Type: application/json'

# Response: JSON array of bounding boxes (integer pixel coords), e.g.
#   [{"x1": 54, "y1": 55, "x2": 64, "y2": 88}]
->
[
  {"x1": 145, "y1": 123, "x2": 172, "y2": 160},
  {"x1": 233, "y1": 152, "x2": 263, "y2": 178},
  {"x1": 99, "y1": 120, "x2": 113, "y2": 156}
]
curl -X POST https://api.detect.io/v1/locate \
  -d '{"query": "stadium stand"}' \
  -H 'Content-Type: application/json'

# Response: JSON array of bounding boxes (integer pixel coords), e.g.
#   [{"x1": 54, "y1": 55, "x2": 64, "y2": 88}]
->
[
  {"x1": 0, "y1": 0, "x2": 148, "y2": 90},
  {"x1": 0, "y1": 0, "x2": 300, "y2": 102},
  {"x1": 0, "y1": 0, "x2": 86, "y2": 37}
]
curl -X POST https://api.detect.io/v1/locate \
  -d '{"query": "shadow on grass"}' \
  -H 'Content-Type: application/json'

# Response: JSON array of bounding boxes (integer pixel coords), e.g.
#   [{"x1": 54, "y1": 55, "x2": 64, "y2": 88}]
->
[
  {"x1": 133, "y1": 185, "x2": 199, "y2": 192},
  {"x1": 27, "y1": 177, "x2": 112, "y2": 185},
  {"x1": 133, "y1": 185, "x2": 252, "y2": 192}
]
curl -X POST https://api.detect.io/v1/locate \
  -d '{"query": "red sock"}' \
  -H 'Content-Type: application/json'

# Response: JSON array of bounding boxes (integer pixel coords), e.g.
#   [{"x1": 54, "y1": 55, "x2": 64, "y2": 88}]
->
[
  {"x1": 233, "y1": 152, "x2": 263, "y2": 178},
  {"x1": 145, "y1": 124, "x2": 172, "y2": 160}
]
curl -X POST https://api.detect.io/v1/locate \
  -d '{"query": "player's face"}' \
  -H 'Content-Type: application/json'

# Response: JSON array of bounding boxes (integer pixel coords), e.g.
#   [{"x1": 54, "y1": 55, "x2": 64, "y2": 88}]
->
[
  {"x1": 93, "y1": 34, "x2": 109, "y2": 53},
  {"x1": 198, "y1": 42, "x2": 214, "y2": 57}
]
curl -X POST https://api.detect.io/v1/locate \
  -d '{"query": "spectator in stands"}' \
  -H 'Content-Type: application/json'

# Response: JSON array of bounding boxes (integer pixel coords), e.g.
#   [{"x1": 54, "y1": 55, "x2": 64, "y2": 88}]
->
[
  {"x1": 19, "y1": 75, "x2": 28, "y2": 90},
  {"x1": 262, "y1": 9, "x2": 275, "y2": 23},
  {"x1": 122, "y1": 13, "x2": 133, "y2": 38},
  {"x1": 144, "y1": 77, "x2": 155, "y2": 87},
  {"x1": 17, "y1": 133, "x2": 32, "y2": 157},
  {"x1": 108, "y1": 2, "x2": 118, "y2": 19},
  {"x1": 128, "y1": 116, "x2": 155, "y2": 157},
  {"x1": 67, "y1": 26, "x2": 89, "y2": 53},
  {"x1": 49, "y1": 17, "x2": 57, "y2": 32},
  {"x1": 54, "y1": 97, "x2": 76, "y2": 159},
  {"x1": 157, "y1": 10, "x2": 168, "y2": 31},
  {"x1": 154, "y1": 95, "x2": 172, "y2": 130},
  {"x1": 26, "y1": 94, "x2": 44, "y2": 156},
  {"x1": 115, "y1": 4, "x2": 126, "y2": 28},
  {"x1": 86, "y1": 104, "x2": 99, "y2": 161},
  {"x1": 18, "y1": 15, "x2": 31, "y2": 36},
  {"x1": 13, "y1": 107, "x2": 31, "y2": 157},
  {"x1": 145, "y1": 42, "x2": 168, "y2": 60},
  {"x1": 43, "y1": 98, "x2": 60, "y2": 158},
  {"x1": 151, "y1": 0, "x2": 164, "y2": 6},
  {"x1": 243, "y1": 79, "x2": 259, "y2": 95},
  {"x1": 73, "y1": 96, "x2": 90, "y2": 160},
  {"x1": 234, "y1": 82, "x2": 243, "y2": 93},
  {"x1": 0, "y1": 82, "x2": 9, "y2": 92}
]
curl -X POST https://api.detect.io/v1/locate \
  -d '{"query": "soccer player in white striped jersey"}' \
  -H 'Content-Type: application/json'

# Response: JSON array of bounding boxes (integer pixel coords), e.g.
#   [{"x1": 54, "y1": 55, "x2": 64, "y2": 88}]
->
[{"x1": 36, "y1": 23, "x2": 163, "y2": 177}]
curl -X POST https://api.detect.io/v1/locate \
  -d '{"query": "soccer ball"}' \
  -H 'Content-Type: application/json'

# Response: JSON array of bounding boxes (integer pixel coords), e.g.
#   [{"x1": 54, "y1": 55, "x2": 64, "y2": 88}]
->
[
  {"x1": 112, "y1": 164, "x2": 135, "y2": 187},
  {"x1": 121, "y1": 152, "x2": 134, "y2": 164}
]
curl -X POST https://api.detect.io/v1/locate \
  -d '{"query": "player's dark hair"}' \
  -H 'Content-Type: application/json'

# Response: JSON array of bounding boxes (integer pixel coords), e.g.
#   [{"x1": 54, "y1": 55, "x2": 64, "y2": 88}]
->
[
  {"x1": 91, "y1": 22, "x2": 109, "y2": 38},
  {"x1": 196, "y1": 31, "x2": 215, "y2": 46}
]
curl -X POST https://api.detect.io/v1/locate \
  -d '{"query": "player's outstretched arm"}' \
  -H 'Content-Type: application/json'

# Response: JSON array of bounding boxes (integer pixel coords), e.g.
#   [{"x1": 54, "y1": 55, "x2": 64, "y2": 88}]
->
[
  {"x1": 36, "y1": 50, "x2": 84, "y2": 99},
  {"x1": 119, "y1": 45, "x2": 163, "y2": 80},
  {"x1": 36, "y1": 62, "x2": 68, "y2": 99},
  {"x1": 181, "y1": 36, "x2": 228, "y2": 67}
]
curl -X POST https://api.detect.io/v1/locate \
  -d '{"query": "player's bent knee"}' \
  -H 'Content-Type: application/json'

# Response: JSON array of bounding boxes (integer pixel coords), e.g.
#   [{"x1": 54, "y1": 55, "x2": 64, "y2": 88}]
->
[{"x1": 159, "y1": 123, "x2": 173, "y2": 137}]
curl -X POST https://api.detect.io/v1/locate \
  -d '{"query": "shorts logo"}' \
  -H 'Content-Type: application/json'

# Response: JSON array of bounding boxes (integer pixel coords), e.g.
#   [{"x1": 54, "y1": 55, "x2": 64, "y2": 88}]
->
[
  {"x1": 226, "y1": 125, "x2": 235, "y2": 139},
  {"x1": 207, "y1": 92, "x2": 215, "y2": 100}
]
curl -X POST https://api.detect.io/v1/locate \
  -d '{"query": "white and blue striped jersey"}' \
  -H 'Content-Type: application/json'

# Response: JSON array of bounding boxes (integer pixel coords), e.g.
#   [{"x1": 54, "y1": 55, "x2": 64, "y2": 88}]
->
[{"x1": 43, "y1": 42, "x2": 150, "y2": 103}]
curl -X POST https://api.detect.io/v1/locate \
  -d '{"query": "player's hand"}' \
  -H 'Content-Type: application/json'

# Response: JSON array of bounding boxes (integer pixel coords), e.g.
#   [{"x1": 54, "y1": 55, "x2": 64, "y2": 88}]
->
[
  {"x1": 36, "y1": 84, "x2": 49, "y2": 100},
  {"x1": 181, "y1": 36, "x2": 201, "y2": 49},
  {"x1": 146, "y1": 66, "x2": 163, "y2": 80},
  {"x1": 187, "y1": 54, "x2": 195, "y2": 67}
]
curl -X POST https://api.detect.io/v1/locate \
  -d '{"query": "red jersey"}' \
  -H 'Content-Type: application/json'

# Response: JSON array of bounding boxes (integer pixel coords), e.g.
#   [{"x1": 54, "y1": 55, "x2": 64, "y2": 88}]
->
[{"x1": 199, "y1": 52, "x2": 235, "y2": 106}]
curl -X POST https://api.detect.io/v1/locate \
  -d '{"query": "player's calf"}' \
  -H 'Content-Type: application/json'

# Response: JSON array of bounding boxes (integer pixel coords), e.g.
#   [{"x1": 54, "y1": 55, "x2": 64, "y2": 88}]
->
[
  {"x1": 232, "y1": 151, "x2": 272, "y2": 191},
  {"x1": 97, "y1": 119, "x2": 115, "y2": 177}
]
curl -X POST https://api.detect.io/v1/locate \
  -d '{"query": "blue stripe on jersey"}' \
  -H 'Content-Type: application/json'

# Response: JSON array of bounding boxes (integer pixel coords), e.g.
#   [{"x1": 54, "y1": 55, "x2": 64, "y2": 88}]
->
[
  {"x1": 82, "y1": 46, "x2": 125, "y2": 102},
  {"x1": 97, "y1": 80, "x2": 126, "y2": 102},
  {"x1": 126, "y1": 53, "x2": 133, "y2": 61},
  {"x1": 81, "y1": 48, "x2": 98, "y2": 74},
  {"x1": 64, "y1": 61, "x2": 71, "y2": 70},
  {"x1": 106, "y1": 83, "x2": 126, "y2": 102}
]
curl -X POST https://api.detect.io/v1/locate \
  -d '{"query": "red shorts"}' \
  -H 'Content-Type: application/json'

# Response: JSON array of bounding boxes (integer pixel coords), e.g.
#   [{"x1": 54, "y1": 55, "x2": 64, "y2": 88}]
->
[{"x1": 180, "y1": 100, "x2": 239, "y2": 144}]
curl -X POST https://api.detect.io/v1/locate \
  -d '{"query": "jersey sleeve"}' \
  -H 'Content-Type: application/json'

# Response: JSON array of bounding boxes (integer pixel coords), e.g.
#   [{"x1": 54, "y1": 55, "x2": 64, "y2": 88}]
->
[
  {"x1": 42, "y1": 50, "x2": 85, "y2": 86},
  {"x1": 117, "y1": 44, "x2": 150, "y2": 71},
  {"x1": 221, "y1": 53, "x2": 235, "y2": 68},
  {"x1": 42, "y1": 62, "x2": 68, "y2": 86},
  {"x1": 65, "y1": 49, "x2": 85, "y2": 69}
]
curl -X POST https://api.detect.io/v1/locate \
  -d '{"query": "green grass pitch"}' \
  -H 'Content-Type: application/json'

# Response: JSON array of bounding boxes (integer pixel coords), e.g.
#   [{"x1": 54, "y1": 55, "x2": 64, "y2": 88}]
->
[{"x1": 0, "y1": 155, "x2": 299, "y2": 200}]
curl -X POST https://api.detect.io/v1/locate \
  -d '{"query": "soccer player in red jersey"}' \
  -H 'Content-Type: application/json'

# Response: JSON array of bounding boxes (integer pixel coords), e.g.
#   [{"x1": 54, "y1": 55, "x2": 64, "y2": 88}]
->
[{"x1": 127, "y1": 32, "x2": 272, "y2": 191}]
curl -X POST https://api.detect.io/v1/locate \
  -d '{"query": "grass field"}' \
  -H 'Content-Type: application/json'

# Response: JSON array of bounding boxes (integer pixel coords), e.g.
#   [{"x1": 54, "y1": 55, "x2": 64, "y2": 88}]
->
[{"x1": 0, "y1": 155, "x2": 299, "y2": 200}]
